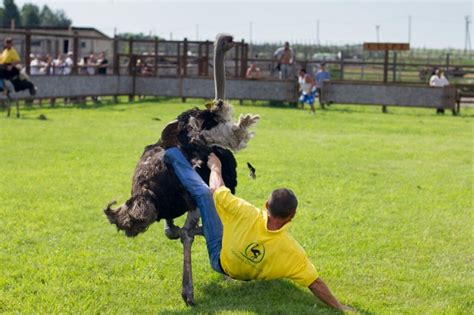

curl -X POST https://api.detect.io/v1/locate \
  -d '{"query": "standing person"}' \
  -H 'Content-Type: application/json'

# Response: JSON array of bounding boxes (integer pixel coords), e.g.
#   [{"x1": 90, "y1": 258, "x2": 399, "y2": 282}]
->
[
  {"x1": 96, "y1": 52, "x2": 108, "y2": 75},
  {"x1": 163, "y1": 147, "x2": 355, "y2": 312},
  {"x1": 273, "y1": 42, "x2": 295, "y2": 80},
  {"x1": 63, "y1": 52, "x2": 74, "y2": 75},
  {"x1": 0, "y1": 38, "x2": 36, "y2": 95},
  {"x1": 52, "y1": 54, "x2": 65, "y2": 75},
  {"x1": 315, "y1": 63, "x2": 331, "y2": 108},
  {"x1": 87, "y1": 54, "x2": 97, "y2": 75},
  {"x1": 298, "y1": 68, "x2": 317, "y2": 114},
  {"x1": 429, "y1": 68, "x2": 450, "y2": 114},
  {"x1": 30, "y1": 54, "x2": 46, "y2": 76}
]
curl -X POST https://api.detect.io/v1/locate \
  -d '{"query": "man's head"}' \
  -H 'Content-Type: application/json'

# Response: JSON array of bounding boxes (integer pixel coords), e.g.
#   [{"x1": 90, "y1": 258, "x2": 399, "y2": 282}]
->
[
  {"x1": 299, "y1": 68, "x2": 307, "y2": 76},
  {"x1": 320, "y1": 63, "x2": 326, "y2": 71},
  {"x1": 266, "y1": 188, "x2": 298, "y2": 220},
  {"x1": 4, "y1": 38, "x2": 12, "y2": 49},
  {"x1": 435, "y1": 68, "x2": 440, "y2": 76},
  {"x1": 284, "y1": 42, "x2": 290, "y2": 50}
]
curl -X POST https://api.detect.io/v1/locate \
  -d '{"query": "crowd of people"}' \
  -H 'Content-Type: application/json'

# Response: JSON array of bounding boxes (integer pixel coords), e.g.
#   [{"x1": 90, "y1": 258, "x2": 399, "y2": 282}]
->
[
  {"x1": 30, "y1": 52, "x2": 109, "y2": 76},
  {"x1": 3, "y1": 37, "x2": 453, "y2": 115}
]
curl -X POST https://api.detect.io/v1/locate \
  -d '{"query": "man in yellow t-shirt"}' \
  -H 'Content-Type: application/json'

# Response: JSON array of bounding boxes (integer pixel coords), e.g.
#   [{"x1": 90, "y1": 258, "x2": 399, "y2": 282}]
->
[
  {"x1": 0, "y1": 38, "x2": 20, "y2": 65},
  {"x1": 164, "y1": 147, "x2": 353, "y2": 311}
]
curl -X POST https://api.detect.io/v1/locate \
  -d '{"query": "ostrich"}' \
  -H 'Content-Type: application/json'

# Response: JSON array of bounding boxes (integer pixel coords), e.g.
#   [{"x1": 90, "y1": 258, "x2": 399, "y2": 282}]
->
[{"x1": 104, "y1": 34, "x2": 259, "y2": 306}]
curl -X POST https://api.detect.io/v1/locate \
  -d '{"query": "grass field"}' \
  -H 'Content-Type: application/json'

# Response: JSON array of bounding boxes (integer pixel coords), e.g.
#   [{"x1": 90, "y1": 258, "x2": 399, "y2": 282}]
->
[{"x1": 1, "y1": 99, "x2": 472, "y2": 314}]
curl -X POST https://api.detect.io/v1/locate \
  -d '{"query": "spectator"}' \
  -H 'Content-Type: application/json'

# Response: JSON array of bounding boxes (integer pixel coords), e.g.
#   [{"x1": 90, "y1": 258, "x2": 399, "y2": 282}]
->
[
  {"x1": 429, "y1": 69, "x2": 449, "y2": 114},
  {"x1": 246, "y1": 63, "x2": 261, "y2": 80},
  {"x1": 315, "y1": 63, "x2": 331, "y2": 108},
  {"x1": 0, "y1": 38, "x2": 35, "y2": 95},
  {"x1": 63, "y1": 52, "x2": 74, "y2": 75},
  {"x1": 273, "y1": 41, "x2": 295, "y2": 80},
  {"x1": 78, "y1": 56, "x2": 89, "y2": 75},
  {"x1": 52, "y1": 54, "x2": 65, "y2": 75},
  {"x1": 96, "y1": 52, "x2": 108, "y2": 75},
  {"x1": 87, "y1": 54, "x2": 96, "y2": 75},
  {"x1": 298, "y1": 68, "x2": 316, "y2": 114},
  {"x1": 30, "y1": 54, "x2": 47, "y2": 76}
]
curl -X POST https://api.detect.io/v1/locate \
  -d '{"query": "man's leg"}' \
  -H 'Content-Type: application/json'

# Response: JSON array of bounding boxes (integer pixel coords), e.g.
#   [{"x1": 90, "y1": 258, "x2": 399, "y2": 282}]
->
[{"x1": 164, "y1": 147, "x2": 225, "y2": 274}]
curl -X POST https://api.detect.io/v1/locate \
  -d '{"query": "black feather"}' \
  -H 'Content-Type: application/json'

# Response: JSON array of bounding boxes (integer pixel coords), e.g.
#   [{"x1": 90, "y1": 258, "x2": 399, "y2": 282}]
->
[{"x1": 247, "y1": 162, "x2": 256, "y2": 179}]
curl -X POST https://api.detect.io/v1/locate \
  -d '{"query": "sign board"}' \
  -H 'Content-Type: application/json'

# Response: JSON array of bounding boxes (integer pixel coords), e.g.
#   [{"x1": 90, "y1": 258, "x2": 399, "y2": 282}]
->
[{"x1": 363, "y1": 43, "x2": 410, "y2": 51}]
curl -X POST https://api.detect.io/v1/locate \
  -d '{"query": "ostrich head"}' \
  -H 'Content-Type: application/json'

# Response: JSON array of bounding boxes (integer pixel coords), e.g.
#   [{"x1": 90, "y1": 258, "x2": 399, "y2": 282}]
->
[
  {"x1": 214, "y1": 34, "x2": 234, "y2": 53},
  {"x1": 214, "y1": 34, "x2": 234, "y2": 101},
  {"x1": 104, "y1": 196, "x2": 158, "y2": 237}
]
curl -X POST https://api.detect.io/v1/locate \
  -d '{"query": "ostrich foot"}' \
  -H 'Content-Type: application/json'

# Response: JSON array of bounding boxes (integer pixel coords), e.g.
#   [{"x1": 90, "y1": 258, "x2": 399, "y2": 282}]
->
[{"x1": 164, "y1": 219, "x2": 180, "y2": 240}]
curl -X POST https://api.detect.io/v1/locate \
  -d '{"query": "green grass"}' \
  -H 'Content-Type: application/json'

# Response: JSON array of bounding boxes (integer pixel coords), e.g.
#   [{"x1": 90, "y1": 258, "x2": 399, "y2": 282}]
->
[{"x1": 1, "y1": 99, "x2": 473, "y2": 314}]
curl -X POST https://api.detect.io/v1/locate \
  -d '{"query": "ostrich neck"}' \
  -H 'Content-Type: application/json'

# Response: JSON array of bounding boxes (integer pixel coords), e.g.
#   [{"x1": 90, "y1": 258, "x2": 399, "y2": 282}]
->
[{"x1": 214, "y1": 48, "x2": 225, "y2": 100}]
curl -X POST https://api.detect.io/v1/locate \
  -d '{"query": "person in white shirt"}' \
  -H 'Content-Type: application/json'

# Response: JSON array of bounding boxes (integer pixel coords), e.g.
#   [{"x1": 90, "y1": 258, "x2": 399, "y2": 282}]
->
[
  {"x1": 429, "y1": 69, "x2": 449, "y2": 87},
  {"x1": 30, "y1": 54, "x2": 47, "y2": 76},
  {"x1": 52, "y1": 54, "x2": 65, "y2": 75},
  {"x1": 298, "y1": 68, "x2": 316, "y2": 114},
  {"x1": 429, "y1": 69, "x2": 450, "y2": 114},
  {"x1": 63, "y1": 52, "x2": 74, "y2": 75}
]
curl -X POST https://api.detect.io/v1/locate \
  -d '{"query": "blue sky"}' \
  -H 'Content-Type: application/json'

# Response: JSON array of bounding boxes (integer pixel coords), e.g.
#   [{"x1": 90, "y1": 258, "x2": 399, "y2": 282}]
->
[{"x1": 16, "y1": 0, "x2": 473, "y2": 49}]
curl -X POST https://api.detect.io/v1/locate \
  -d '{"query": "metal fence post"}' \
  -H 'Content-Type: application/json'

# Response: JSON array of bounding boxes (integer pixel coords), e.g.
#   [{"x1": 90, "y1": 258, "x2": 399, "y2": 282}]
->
[
  {"x1": 72, "y1": 32, "x2": 79, "y2": 74},
  {"x1": 25, "y1": 30, "x2": 31, "y2": 75},
  {"x1": 392, "y1": 52, "x2": 397, "y2": 82}
]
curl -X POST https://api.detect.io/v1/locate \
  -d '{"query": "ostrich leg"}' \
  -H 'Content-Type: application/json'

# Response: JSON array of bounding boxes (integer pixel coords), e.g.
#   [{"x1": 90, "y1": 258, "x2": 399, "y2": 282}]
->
[{"x1": 180, "y1": 209, "x2": 201, "y2": 306}]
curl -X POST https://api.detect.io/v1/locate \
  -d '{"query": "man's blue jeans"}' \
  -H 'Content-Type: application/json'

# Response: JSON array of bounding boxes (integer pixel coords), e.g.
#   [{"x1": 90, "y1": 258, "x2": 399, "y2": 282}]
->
[{"x1": 164, "y1": 147, "x2": 225, "y2": 274}]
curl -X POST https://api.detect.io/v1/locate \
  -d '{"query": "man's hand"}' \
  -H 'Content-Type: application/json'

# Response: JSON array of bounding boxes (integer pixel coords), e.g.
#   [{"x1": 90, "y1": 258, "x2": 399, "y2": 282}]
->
[
  {"x1": 208, "y1": 153, "x2": 224, "y2": 193},
  {"x1": 207, "y1": 153, "x2": 222, "y2": 171},
  {"x1": 308, "y1": 278, "x2": 354, "y2": 312}
]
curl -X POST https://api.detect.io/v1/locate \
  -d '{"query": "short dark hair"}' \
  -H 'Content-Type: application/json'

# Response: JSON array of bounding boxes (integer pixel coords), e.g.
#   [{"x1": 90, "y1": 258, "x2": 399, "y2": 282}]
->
[
  {"x1": 267, "y1": 188, "x2": 298, "y2": 219},
  {"x1": 5, "y1": 38, "x2": 12, "y2": 44}
]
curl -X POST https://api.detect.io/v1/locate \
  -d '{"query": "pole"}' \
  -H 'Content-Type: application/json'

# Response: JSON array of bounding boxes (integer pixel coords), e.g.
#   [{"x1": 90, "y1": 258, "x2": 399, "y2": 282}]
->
[
  {"x1": 25, "y1": 31, "x2": 31, "y2": 75},
  {"x1": 249, "y1": 21, "x2": 253, "y2": 58},
  {"x1": 446, "y1": 52, "x2": 450, "y2": 74},
  {"x1": 317, "y1": 19, "x2": 320, "y2": 46},
  {"x1": 392, "y1": 51, "x2": 397, "y2": 82},
  {"x1": 465, "y1": 15, "x2": 472, "y2": 54},
  {"x1": 382, "y1": 49, "x2": 389, "y2": 113},
  {"x1": 408, "y1": 15, "x2": 412, "y2": 45},
  {"x1": 376, "y1": 25, "x2": 380, "y2": 42}
]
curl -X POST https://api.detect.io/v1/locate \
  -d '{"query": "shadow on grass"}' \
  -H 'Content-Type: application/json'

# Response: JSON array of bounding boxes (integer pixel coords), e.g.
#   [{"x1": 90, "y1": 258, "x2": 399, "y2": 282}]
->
[{"x1": 160, "y1": 279, "x2": 374, "y2": 315}]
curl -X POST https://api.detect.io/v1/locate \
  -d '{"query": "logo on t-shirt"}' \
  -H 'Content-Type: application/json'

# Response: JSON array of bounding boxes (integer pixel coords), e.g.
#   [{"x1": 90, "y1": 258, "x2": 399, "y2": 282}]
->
[{"x1": 242, "y1": 242, "x2": 265, "y2": 264}]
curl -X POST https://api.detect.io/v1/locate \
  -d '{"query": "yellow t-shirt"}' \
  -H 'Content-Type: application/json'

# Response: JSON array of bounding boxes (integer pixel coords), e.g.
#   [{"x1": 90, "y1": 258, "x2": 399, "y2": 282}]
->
[
  {"x1": 213, "y1": 186, "x2": 318, "y2": 287},
  {"x1": 0, "y1": 48, "x2": 20, "y2": 64}
]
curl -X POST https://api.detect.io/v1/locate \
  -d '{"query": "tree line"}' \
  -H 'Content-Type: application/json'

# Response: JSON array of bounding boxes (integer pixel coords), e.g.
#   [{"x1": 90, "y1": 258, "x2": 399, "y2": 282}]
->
[{"x1": 0, "y1": 0, "x2": 72, "y2": 29}]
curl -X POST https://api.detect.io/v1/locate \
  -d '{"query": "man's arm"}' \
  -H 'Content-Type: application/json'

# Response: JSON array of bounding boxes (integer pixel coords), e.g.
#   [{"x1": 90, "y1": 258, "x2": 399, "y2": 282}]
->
[
  {"x1": 207, "y1": 153, "x2": 225, "y2": 193},
  {"x1": 308, "y1": 278, "x2": 354, "y2": 312}
]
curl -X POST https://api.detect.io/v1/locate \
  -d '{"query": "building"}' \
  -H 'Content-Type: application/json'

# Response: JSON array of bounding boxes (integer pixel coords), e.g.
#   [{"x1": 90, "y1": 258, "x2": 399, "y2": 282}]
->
[{"x1": 0, "y1": 27, "x2": 112, "y2": 59}]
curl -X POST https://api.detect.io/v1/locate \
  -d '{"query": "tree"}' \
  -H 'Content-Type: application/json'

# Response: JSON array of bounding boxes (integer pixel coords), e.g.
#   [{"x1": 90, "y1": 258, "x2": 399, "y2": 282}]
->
[
  {"x1": 39, "y1": 5, "x2": 58, "y2": 27},
  {"x1": 3, "y1": 0, "x2": 21, "y2": 28},
  {"x1": 21, "y1": 3, "x2": 40, "y2": 27},
  {"x1": 53, "y1": 9, "x2": 71, "y2": 27},
  {"x1": 39, "y1": 5, "x2": 71, "y2": 27},
  {"x1": 0, "y1": 8, "x2": 4, "y2": 28}
]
